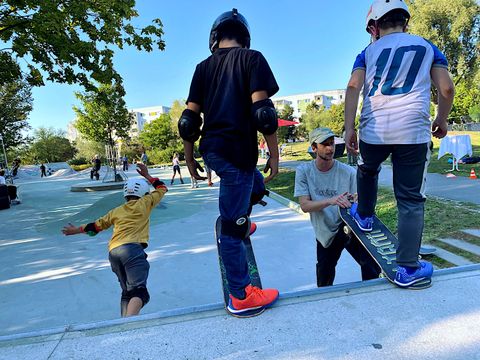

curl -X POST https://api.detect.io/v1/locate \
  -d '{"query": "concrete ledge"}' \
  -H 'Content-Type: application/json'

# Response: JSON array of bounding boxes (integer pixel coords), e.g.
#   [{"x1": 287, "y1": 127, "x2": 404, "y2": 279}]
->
[
  {"x1": 2, "y1": 264, "x2": 479, "y2": 347},
  {"x1": 70, "y1": 181, "x2": 124, "y2": 192}
]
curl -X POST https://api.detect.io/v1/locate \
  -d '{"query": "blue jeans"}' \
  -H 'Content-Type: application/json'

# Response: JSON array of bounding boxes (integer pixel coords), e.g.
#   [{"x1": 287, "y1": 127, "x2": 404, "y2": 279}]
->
[{"x1": 203, "y1": 152, "x2": 264, "y2": 299}]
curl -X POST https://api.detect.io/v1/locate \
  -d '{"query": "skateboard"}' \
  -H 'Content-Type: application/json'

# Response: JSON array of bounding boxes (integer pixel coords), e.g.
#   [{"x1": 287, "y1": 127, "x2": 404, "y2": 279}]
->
[
  {"x1": 339, "y1": 207, "x2": 431, "y2": 289},
  {"x1": 214, "y1": 216, "x2": 264, "y2": 317}
]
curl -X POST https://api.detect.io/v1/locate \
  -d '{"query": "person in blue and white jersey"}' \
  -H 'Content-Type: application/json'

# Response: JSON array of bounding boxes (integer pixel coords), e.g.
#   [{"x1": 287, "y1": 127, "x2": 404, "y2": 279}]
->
[{"x1": 343, "y1": 0, "x2": 455, "y2": 288}]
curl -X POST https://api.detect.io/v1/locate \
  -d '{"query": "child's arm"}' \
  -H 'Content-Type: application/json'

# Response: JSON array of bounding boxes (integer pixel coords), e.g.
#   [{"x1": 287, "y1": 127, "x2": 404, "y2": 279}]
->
[
  {"x1": 136, "y1": 163, "x2": 154, "y2": 182},
  {"x1": 136, "y1": 162, "x2": 168, "y2": 207},
  {"x1": 62, "y1": 210, "x2": 113, "y2": 237}
]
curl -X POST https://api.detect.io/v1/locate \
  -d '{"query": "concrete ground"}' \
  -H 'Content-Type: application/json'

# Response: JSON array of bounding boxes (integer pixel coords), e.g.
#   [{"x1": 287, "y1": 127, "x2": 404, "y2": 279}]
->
[
  {"x1": 1, "y1": 266, "x2": 479, "y2": 360},
  {"x1": 0, "y1": 166, "x2": 361, "y2": 337}
]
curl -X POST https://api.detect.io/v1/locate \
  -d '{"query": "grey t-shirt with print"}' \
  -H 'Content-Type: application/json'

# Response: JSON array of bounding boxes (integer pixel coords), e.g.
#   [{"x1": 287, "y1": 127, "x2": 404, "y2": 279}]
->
[{"x1": 294, "y1": 160, "x2": 356, "y2": 248}]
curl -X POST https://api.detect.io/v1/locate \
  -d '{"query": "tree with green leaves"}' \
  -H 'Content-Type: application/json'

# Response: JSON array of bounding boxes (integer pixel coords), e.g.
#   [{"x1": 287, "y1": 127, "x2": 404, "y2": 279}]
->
[
  {"x1": 139, "y1": 114, "x2": 177, "y2": 149},
  {"x1": 169, "y1": 99, "x2": 187, "y2": 136},
  {"x1": 74, "y1": 82, "x2": 133, "y2": 146},
  {"x1": 0, "y1": 1, "x2": 165, "y2": 89},
  {"x1": 0, "y1": 78, "x2": 33, "y2": 151},
  {"x1": 407, "y1": 0, "x2": 480, "y2": 119},
  {"x1": 301, "y1": 102, "x2": 345, "y2": 135},
  {"x1": 29, "y1": 127, "x2": 76, "y2": 163},
  {"x1": 277, "y1": 104, "x2": 294, "y2": 142},
  {"x1": 139, "y1": 114, "x2": 183, "y2": 164},
  {"x1": 72, "y1": 136, "x2": 106, "y2": 163},
  {"x1": 450, "y1": 81, "x2": 480, "y2": 121},
  {"x1": 74, "y1": 81, "x2": 133, "y2": 179}
]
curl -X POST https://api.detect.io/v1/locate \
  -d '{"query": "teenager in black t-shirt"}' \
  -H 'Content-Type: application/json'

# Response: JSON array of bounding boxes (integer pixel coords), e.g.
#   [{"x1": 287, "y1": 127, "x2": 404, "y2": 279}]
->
[{"x1": 179, "y1": 9, "x2": 280, "y2": 317}]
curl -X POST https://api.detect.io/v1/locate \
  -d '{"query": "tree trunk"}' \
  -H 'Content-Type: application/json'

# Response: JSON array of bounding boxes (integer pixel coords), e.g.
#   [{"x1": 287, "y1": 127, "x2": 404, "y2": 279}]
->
[{"x1": 109, "y1": 135, "x2": 118, "y2": 182}]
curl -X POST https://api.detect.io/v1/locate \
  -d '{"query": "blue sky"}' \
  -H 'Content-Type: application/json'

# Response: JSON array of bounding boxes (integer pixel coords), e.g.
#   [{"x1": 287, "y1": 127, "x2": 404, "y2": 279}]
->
[{"x1": 29, "y1": 0, "x2": 371, "y2": 131}]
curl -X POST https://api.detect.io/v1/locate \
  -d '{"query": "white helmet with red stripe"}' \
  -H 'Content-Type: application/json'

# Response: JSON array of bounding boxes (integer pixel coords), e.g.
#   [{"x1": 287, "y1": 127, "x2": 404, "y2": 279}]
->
[
  {"x1": 366, "y1": 0, "x2": 410, "y2": 33},
  {"x1": 123, "y1": 178, "x2": 150, "y2": 199}
]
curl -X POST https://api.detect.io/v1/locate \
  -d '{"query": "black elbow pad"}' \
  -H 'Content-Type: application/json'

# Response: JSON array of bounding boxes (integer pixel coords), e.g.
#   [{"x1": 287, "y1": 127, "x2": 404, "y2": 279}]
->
[
  {"x1": 251, "y1": 99, "x2": 278, "y2": 135},
  {"x1": 178, "y1": 109, "x2": 202, "y2": 142}
]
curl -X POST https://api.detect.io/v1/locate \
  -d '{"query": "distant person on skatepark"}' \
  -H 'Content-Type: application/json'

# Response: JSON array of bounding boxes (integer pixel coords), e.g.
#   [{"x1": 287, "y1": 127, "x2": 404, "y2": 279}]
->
[
  {"x1": 90, "y1": 155, "x2": 101, "y2": 180},
  {"x1": 179, "y1": 8, "x2": 280, "y2": 316},
  {"x1": 40, "y1": 163, "x2": 47, "y2": 178},
  {"x1": 294, "y1": 127, "x2": 380, "y2": 287},
  {"x1": 170, "y1": 152, "x2": 184, "y2": 185},
  {"x1": 344, "y1": 0, "x2": 454, "y2": 288}
]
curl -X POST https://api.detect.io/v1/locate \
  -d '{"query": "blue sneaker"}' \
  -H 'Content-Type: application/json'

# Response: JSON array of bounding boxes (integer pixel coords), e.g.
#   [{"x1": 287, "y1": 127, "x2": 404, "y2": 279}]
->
[
  {"x1": 394, "y1": 260, "x2": 433, "y2": 288},
  {"x1": 349, "y1": 203, "x2": 373, "y2": 232}
]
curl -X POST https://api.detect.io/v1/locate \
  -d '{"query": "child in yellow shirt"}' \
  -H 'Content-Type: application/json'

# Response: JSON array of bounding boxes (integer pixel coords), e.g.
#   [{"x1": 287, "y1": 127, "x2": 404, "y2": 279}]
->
[{"x1": 62, "y1": 163, "x2": 167, "y2": 317}]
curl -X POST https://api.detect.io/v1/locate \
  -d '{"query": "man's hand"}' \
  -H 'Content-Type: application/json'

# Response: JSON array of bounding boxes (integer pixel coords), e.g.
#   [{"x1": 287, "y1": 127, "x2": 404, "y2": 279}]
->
[
  {"x1": 344, "y1": 128, "x2": 358, "y2": 155},
  {"x1": 136, "y1": 163, "x2": 153, "y2": 181},
  {"x1": 330, "y1": 192, "x2": 353, "y2": 208},
  {"x1": 62, "y1": 223, "x2": 82, "y2": 236},
  {"x1": 263, "y1": 156, "x2": 279, "y2": 184},
  {"x1": 187, "y1": 159, "x2": 207, "y2": 181},
  {"x1": 431, "y1": 118, "x2": 448, "y2": 139}
]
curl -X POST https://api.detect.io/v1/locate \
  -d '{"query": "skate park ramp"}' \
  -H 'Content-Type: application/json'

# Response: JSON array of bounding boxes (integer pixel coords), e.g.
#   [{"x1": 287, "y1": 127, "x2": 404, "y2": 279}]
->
[
  {"x1": 35, "y1": 180, "x2": 210, "y2": 235},
  {"x1": 16, "y1": 162, "x2": 75, "y2": 179}
]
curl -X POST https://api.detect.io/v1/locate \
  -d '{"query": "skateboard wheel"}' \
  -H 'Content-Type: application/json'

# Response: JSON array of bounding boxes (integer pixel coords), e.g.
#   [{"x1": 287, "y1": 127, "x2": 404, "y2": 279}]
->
[{"x1": 343, "y1": 226, "x2": 351, "y2": 235}]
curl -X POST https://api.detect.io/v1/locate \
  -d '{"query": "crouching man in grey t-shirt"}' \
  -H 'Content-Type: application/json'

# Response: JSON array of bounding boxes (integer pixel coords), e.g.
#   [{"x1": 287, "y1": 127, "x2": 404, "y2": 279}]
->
[{"x1": 294, "y1": 127, "x2": 380, "y2": 287}]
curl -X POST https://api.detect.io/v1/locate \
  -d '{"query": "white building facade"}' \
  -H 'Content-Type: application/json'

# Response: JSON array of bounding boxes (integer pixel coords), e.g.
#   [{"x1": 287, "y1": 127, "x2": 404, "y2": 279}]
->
[
  {"x1": 272, "y1": 89, "x2": 346, "y2": 118},
  {"x1": 129, "y1": 105, "x2": 171, "y2": 137}
]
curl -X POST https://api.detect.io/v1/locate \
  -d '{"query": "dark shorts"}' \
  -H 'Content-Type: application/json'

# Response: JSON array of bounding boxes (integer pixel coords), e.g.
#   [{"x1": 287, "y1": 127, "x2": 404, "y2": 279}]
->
[
  {"x1": 109, "y1": 243, "x2": 150, "y2": 292},
  {"x1": 173, "y1": 165, "x2": 181, "y2": 173}
]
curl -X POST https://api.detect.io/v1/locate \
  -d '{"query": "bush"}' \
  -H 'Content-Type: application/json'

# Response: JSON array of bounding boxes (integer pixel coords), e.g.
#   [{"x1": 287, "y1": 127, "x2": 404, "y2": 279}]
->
[
  {"x1": 148, "y1": 147, "x2": 181, "y2": 165},
  {"x1": 70, "y1": 163, "x2": 92, "y2": 171},
  {"x1": 68, "y1": 157, "x2": 89, "y2": 166}
]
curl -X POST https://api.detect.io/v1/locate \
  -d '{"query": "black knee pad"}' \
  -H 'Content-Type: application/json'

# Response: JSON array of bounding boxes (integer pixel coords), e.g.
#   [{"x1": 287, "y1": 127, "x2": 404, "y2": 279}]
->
[
  {"x1": 121, "y1": 290, "x2": 130, "y2": 302},
  {"x1": 129, "y1": 286, "x2": 150, "y2": 306},
  {"x1": 221, "y1": 215, "x2": 250, "y2": 239}
]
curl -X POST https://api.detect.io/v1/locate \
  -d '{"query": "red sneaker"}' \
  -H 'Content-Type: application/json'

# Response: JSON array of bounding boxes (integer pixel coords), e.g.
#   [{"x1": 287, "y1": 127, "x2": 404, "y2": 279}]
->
[
  {"x1": 249, "y1": 222, "x2": 257, "y2": 236},
  {"x1": 227, "y1": 285, "x2": 279, "y2": 316}
]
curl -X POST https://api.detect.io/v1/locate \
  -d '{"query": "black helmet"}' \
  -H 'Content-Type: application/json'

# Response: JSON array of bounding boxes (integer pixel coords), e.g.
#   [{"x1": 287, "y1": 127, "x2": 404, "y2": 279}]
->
[{"x1": 209, "y1": 8, "x2": 251, "y2": 53}]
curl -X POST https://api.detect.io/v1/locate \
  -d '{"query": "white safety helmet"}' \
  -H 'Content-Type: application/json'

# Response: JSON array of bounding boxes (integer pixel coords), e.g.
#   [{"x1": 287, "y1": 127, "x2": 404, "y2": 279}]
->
[
  {"x1": 123, "y1": 178, "x2": 150, "y2": 199},
  {"x1": 366, "y1": 0, "x2": 410, "y2": 33}
]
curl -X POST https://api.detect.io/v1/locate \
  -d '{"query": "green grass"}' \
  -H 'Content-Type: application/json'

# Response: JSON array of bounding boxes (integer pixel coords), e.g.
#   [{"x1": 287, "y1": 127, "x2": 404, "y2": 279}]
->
[
  {"x1": 279, "y1": 131, "x2": 480, "y2": 177},
  {"x1": 265, "y1": 168, "x2": 480, "y2": 268}
]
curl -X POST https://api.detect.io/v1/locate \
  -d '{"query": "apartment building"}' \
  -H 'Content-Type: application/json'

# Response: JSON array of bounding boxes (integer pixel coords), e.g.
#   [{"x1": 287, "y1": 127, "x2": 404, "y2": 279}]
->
[
  {"x1": 129, "y1": 105, "x2": 171, "y2": 137},
  {"x1": 272, "y1": 89, "x2": 346, "y2": 118}
]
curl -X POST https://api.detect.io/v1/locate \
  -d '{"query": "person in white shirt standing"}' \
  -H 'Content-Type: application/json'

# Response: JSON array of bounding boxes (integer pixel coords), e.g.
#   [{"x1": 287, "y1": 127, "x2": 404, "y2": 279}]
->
[
  {"x1": 344, "y1": 0, "x2": 455, "y2": 288},
  {"x1": 0, "y1": 169, "x2": 6, "y2": 185}
]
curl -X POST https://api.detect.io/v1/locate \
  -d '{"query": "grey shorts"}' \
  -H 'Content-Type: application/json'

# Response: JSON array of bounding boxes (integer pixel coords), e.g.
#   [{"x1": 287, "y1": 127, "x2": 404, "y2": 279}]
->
[{"x1": 109, "y1": 243, "x2": 150, "y2": 292}]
